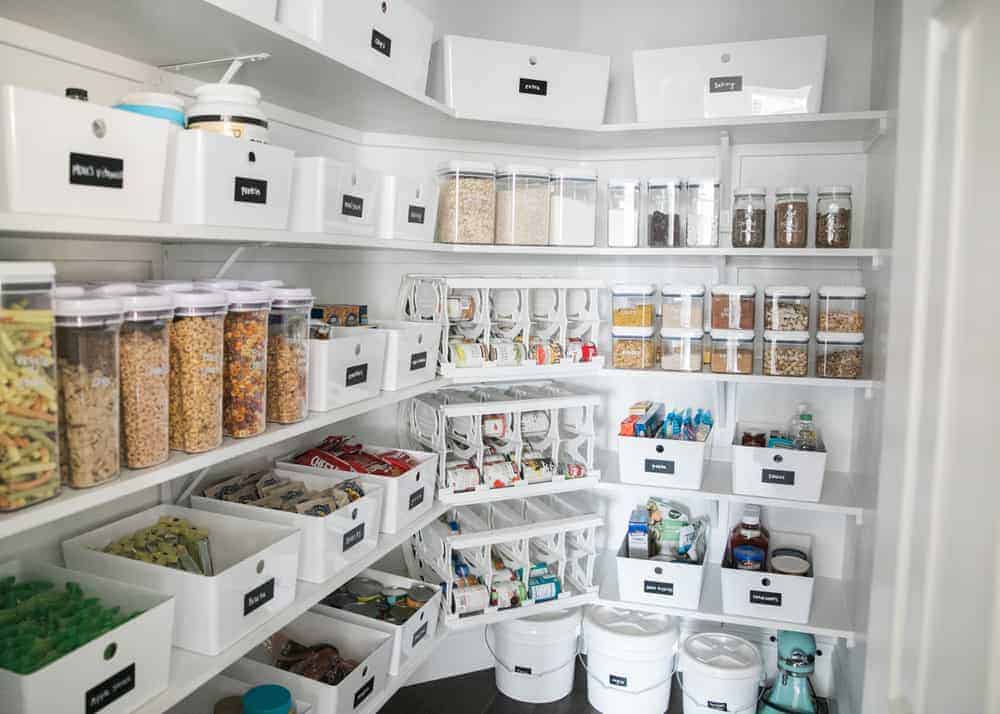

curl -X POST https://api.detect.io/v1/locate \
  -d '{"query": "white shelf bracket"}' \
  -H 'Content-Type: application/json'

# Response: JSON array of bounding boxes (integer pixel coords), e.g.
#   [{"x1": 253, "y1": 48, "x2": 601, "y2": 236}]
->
[
  {"x1": 863, "y1": 114, "x2": 890, "y2": 153},
  {"x1": 159, "y1": 52, "x2": 271, "y2": 84},
  {"x1": 864, "y1": 383, "x2": 875, "y2": 400},
  {"x1": 216, "y1": 245, "x2": 248, "y2": 278},
  {"x1": 714, "y1": 382, "x2": 729, "y2": 430},
  {"x1": 870, "y1": 252, "x2": 885, "y2": 271}
]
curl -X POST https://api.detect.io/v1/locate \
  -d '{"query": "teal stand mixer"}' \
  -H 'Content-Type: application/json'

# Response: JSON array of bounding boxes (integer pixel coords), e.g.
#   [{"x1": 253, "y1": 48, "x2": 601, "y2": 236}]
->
[{"x1": 759, "y1": 631, "x2": 820, "y2": 713}]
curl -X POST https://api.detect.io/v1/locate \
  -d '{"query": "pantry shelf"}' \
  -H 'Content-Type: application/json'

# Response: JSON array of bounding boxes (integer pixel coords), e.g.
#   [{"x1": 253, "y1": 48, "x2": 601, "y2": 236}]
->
[
  {"x1": 439, "y1": 475, "x2": 602, "y2": 506},
  {"x1": 605, "y1": 367, "x2": 878, "y2": 393}
]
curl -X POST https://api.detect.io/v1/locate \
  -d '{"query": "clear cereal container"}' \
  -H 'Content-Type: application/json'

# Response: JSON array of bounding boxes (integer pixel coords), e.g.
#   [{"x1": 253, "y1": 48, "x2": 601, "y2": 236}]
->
[
  {"x1": 612, "y1": 326, "x2": 659, "y2": 369},
  {"x1": 816, "y1": 331, "x2": 864, "y2": 379},
  {"x1": 169, "y1": 290, "x2": 228, "y2": 454},
  {"x1": 435, "y1": 160, "x2": 497, "y2": 244},
  {"x1": 222, "y1": 287, "x2": 271, "y2": 439},
  {"x1": 55, "y1": 296, "x2": 124, "y2": 488},
  {"x1": 762, "y1": 330, "x2": 809, "y2": 377},
  {"x1": 685, "y1": 178, "x2": 720, "y2": 247},
  {"x1": 818, "y1": 286, "x2": 866, "y2": 332},
  {"x1": 607, "y1": 179, "x2": 641, "y2": 247},
  {"x1": 660, "y1": 328, "x2": 704, "y2": 372},
  {"x1": 647, "y1": 178, "x2": 684, "y2": 247},
  {"x1": 0, "y1": 262, "x2": 61, "y2": 511},
  {"x1": 763, "y1": 286, "x2": 811, "y2": 331},
  {"x1": 612, "y1": 284, "x2": 656, "y2": 328},
  {"x1": 267, "y1": 287, "x2": 314, "y2": 424},
  {"x1": 549, "y1": 167, "x2": 597, "y2": 246},
  {"x1": 495, "y1": 165, "x2": 550, "y2": 245},
  {"x1": 710, "y1": 329, "x2": 754, "y2": 374},
  {"x1": 661, "y1": 284, "x2": 705, "y2": 329},
  {"x1": 711, "y1": 285, "x2": 756, "y2": 330}
]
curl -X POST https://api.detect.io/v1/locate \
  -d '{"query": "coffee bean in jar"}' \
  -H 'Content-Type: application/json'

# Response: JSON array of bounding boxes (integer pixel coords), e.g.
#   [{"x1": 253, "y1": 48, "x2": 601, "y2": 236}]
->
[
  {"x1": 774, "y1": 187, "x2": 809, "y2": 248},
  {"x1": 816, "y1": 185, "x2": 852, "y2": 248},
  {"x1": 731, "y1": 187, "x2": 766, "y2": 248}
]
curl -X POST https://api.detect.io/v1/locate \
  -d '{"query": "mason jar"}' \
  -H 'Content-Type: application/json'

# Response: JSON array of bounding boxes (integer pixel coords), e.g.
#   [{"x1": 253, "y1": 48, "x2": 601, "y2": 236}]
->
[
  {"x1": 731, "y1": 187, "x2": 767, "y2": 248},
  {"x1": 774, "y1": 186, "x2": 809, "y2": 248},
  {"x1": 816, "y1": 185, "x2": 853, "y2": 248}
]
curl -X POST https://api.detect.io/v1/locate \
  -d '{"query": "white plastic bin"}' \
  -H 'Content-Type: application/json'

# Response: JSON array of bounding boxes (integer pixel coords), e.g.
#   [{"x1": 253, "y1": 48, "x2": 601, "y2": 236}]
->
[
  {"x1": 191, "y1": 468, "x2": 383, "y2": 582},
  {"x1": 488, "y1": 608, "x2": 581, "y2": 704},
  {"x1": 376, "y1": 175, "x2": 439, "y2": 242},
  {"x1": 289, "y1": 157, "x2": 380, "y2": 235},
  {"x1": 61, "y1": 504, "x2": 300, "y2": 655},
  {"x1": 731, "y1": 423, "x2": 828, "y2": 503},
  {"x1": 370, "y1": 320, "x2": 441, "y2": 390},
  {"x1": 308, "y1": 326, "x2": 387, "y2": 411},
  {"x1": 720, "y1": 531, "x2": 815, "y2": 624},
  {"x1": 0, "y1": 85, "x2": 169, "y2": 220},
  {"x1": 677, "y1": 632, "x2": 764, "y2": 714},
  {"x1": 163, "y1": 130, "x2": 293, "y2": 228},
  {"x1": 0, "y1": 560, "x2": 174, "y2": 714},
  {"x1": 166, "y1": 675, "x2": 312, "y2": 714},
  {"x1": 614, "y1": 538, "x2": 705, "y2": 611},
  {"x1": 617, "y1": 435, "x2": 708, "y2": 490},
  {"x1": 429, "y1": 35, "x2": 611, "y2": 125}
]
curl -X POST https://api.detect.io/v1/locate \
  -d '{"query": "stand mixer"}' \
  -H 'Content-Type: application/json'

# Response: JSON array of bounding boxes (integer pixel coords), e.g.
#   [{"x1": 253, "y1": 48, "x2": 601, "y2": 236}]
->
[{"x1": 759, "y1": 630, "x2": 819, "y2": 714}]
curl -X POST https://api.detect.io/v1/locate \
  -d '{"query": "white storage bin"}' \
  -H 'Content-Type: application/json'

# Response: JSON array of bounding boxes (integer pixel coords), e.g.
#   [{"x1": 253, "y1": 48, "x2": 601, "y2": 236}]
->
[
  {"x1": 632, "y1": 35, "x2": 828, "y2": 121},
  {"x1": 489, "y1": 608, "x2": 581, "y2": 704},
  {"x1": 429, "y1": 35, "x2": 611, "y2": 125},
  {"x1": 163, "y1": 130, "x2": 293, "y2": 228},
  {"x1": 61, "y1": 505, "x2": 300, "y2": 656},
  {"x1": 289, "y1": 157, "x2": 380, "y2": 236},
  {"x1": 0, "y1": 85, "x2": 169, "y2": 220},
  {"x1": 308, "y1": 326, "x2": 387, "y2": 412},
  {"x1": 720, "y1": 531, "x2": 815, "y2": 624},
  {"x1": 228, "y1": 611, "x2": 393, "y2": 714},
  {"x1": 0, "y1": 560, "x2": 174, "y2": 714},
  {"x1": 614, "y1": 538, "x2": 705, "y2": 610},
  {"x1": 370, "y1": 320, "x2": 441, "y2": 391},
  {"x1": 311, "y1": 569, "x2": 442, "y2": 676},
  {"x1": 192, "y1": 468, "x2": 383, "y2": 583},
  {"x1": 222, "y1": 0, "x2": 278, "y2": 23},
  {"x1": 166, "y1": 675, "x2": 312, "y2": 714},
  {"x1": 375, "y1": 175, "x2": 438, "y2": 242},
  {"x1": 731, "y1": 423, "x2": 827, "y2": 503},
  {"x1": 617, "y1": 435, "x2": 708, "y2": 490}
]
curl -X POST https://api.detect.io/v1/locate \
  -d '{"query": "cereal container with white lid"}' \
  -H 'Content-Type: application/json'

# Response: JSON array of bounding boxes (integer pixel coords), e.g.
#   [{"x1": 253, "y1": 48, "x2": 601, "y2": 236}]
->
[
  {"x1": 612, "y1": 284, "x2": 656, "y2": 327},
  {"x1": 267, "y1": 287, "x2": 315, "y2": 424},
  {"x1": 612, "y1": 326, "x2": 658, "y2": 369},
  {"x1": 495, "y1": 165, "x2": 550, "y2": 245},
  {"x1": 763, "y1": 286, "x2": 811, "y2": 331},
  {"x1": 549, "y1": 167, "x2": 597, "y2": 246},
  {"x1": 762, "y1": 330, "x2": 810, "y2": 377},
  {"x1": 818, "y1": 286, "x2": 866, "y2": 332},
  {"x1": 660, "y1": 328, "x2": 704, "y2": 372},
  {"x1": 661, "y1": 284, "x2": 705, "y2": 329},
  {"x1": 711, "y1": 285, "x2": 756, "y2": 330},
  {"x1": 435, "y1": 160, "x2": 496, "y2": 244},
  {"x1": 816, "y1": 331, "x2": 864, "y2": 379},
  {"x1": 222, "y1": 287, "x2": 272, "y2": 439},
  {"x1": 710, "y1": 329, "x2": 754, "y2": 374},
  {"x1": 607, "y1": 178, "x2": 641, "y2": 247}
]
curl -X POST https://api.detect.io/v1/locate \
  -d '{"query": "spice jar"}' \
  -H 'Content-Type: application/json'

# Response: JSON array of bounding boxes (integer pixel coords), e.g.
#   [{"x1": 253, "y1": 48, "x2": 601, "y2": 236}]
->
[
  {"x1": 55, "y1": 296, "x2": 124, "y2": 488},
  {"x1": 661, "y1": 284, "x2": 705, "y2": 329},
  {"x1": 0, "y1": 263, "x2": 61, "y2": 511},
  {"x1": 169, "y1": 290, "x2": 227, "y2": 453},
  {"x1": 495, "y1": 165, "x2": 550, "y2": 245},
  {"x1": 612, "y1": 284, "x2": 656, "y2": 328},
  {"x1": 222, "y1": 287, "x2": 271, "y2": 439},
  {"x1": 763, "y1": 286, "x2": 811, "y2": 331},
  {"x1": 731, "y1": 187, "x2": 766, "y2": 248},
  {"x1": 267, "y1": 287, "x2": 314, "y2": 424},
  {"x1": 549, "y1": 168, "x2": 597, "y2": 246},
  {"x1": 685, "y1": 178, "x2": 720, "y2": 247},
  {"x1": 186, "y1": 83, "x2": 269, "y2": 143},
  {"x1": 816, "y1": 331, "x2": 864, "y2": 379},
  {"x1": 647, "y1": 178, "x2": 684, "y2": 247},
  {"x1": 774, "y1": 187, "x2": 809, "y2": 248},
  {"x1": 710, "y1": 329, "x2": 755, "y2": 374},
  {"x1": 762, "y1": 331, "x2": 809, "y2": 377},
  {"x1": 817, "y1": 286, "x2": 866, "y2": 332},
  {"x1": 612, "y1": 327, "x2": 659, "y2": 369},
  {"x1": 711, "y1": 285, "x2": 756, "y2": 330},
  {"x1": 435, "y1": 161, "x2": 496, "y2": 244},
  {"x1": 660, "y1": 328, "x2": 704, "y2": 372},
  {"x1": 816, "y1": 186, "x2": 852, "y2": 248},
  {"x1": 607, "y1": 179, "x2": 640, "y2": 247}
]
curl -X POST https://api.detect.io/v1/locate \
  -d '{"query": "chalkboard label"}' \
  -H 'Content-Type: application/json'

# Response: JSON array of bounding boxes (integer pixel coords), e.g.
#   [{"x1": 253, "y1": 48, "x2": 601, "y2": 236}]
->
[
  {"x1": 412, "y1": 621, "x2": 429, "y2": 647},
  {"x1": 342, "y1": 194, "x2": 364, "y2": 218},
  {"x1": 234, "y1": 176, "x2": 267, "y2": 204},
  {"x1": 709, "y1": 75, "x2": 743, "y2": 93},
  {"x1": 370, "y1": 28, "x2": 392, "y2": 57},
  {"x1": 343, "y1": 522, "x2": 365, "y2": 551},
  {"x1": 354, "y1": 677, "x2": 375, "y2": 708},
  {"x1": 515, "y1": 665, "x2": 532, "y2": 675},
  {"x1": 86, "y1": 663, "x2": 135, "y2": 714},
  {"x1": 518, "y1": 78, "x2": 548, "y2": 96},
  {"x1": 346, "y1": 363, "x2": 368, "y2": 386},
  {"x1": 407, "y1": 204, "x2": 426, "y2": 224},
  {"x1": 70, "y1": 152, "x2": 123, "y2": 189},
  {"x1": 410, "y1": 351, "x2": 428, "y2": 371},
  {"x1": 643, "y1": 580, "x2": 674, "y2": 596},
  {"x1": 408, "y1": 487, "x2": 425, "y2": 510},
  {"x1": 244, "y1": 578, "x2": 275, "y2": 615},
  {"x1": 644, "y1": 459, "x2": 675, "y2": 475},
  {"x1": 609, "y1": 674, "x2": 627, "y2": 687},
  {"x1": 707, "y1": 702, "x2": 729, "y2": 711},
  {"x1": 762, "y1": 468, "x2": 796, "y2": 486},
  {"x1": 750, "y1": 590, "x2": 782, "y2": 607}
]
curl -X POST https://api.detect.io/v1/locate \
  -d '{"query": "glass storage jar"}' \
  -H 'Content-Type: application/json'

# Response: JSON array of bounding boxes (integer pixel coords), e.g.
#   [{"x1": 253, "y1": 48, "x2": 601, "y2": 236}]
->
[
  {"x1": 817, "y1": 286, "x2": 866, "y2": 332},
  {"x1": 607, "y1": 179, "x2": 640, "y2": 247},
  {"x1": 685, "y1": 178, "x2": 720, "y2": 247},
  {"x1": 222, "y1": 287, "x2": 271, "y2": 439},
  {"x1": 495, "y1": 165, "x2": 550, "y2": 245},
  {"x1": 763, "y1": 286, "x2": 811, "y2": 331},
  {"x1": 661, "y1": 284, "x2": 705, "y2": 328},
  {"x1": 710, "y1": 329, "x2": 755, "y2": 374},
  {"x1": 0, "y1": 263, "x2": 61, "y2": 511},
  {"x1": 647, "y1": 178, "x2": 684, "y2": 247},
  {"x1": 774, "y1": 186, "x2": 809, "y2": 248},
  {"x1": 816, "y1": 331, "x2": 864, "y2": 379},
  {"x1": 711, "y1": 285, "x2": 756, "y2": 330},
  {"x1": 660, "y1": 328, "x2": 704, "y2": 372},
  {"x1": 435, "y1": 160, "x2": 497, "y2": 245},
  {"x1": 267, "y1": 287, "x2": 314, "y2": 424},
  {"x1": 816, "y1": 185, "x2": 853, "y2": 248},
  {"x1": 169, "y1": 290, "x2": 227, "y2": 454},
  {"x1": 612, "y1": 284, "x2": 656, "y2": 328},
  {"x1": 549, "y1": 168, "x2": 597, "y2": 246},
  {"x1": 54, "y1": 296, "x2": 124, "y2": 488},
  {"x1": 762, "y1": 330, "x2": 809, "y2": 377},
  {"x1": 731, "y1": 187, "x2": 767, "y2": 248},
  {"x1": 612, "y1": 326, "x2": 659, "y2": 369}
]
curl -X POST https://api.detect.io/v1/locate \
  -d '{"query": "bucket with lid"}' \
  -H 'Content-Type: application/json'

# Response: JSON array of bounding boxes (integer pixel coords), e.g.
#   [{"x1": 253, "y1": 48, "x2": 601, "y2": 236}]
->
[
  {"x1": 582, "y1": 605, "x2": 678, "y2": 714},
  {"x1": 487, "y1": 607, "x2": 581, "y2": 703},
  {"x1": 677, "y1": 632, "x2": 764, "y2": 713}
]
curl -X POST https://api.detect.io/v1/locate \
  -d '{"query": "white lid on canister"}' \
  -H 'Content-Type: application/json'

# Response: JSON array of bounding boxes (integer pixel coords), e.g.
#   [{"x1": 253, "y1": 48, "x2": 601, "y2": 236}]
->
[
  {"x1": 818, "y1": 185, "x2": 852, "y2": 195},
  {"x1": 223, "y1": 287, "x2": 271, "y2": 310},
  {"x1": 437, "y1": 160, "x2": 495, "y2": 176},
  {"x1": 240, "y1": 279, "x2": 285, "y2": 289},
  {"x1": 144, "y1": 280, "x2": 195, "y2": 294},
  {"x1": 662, "y1": 284, "x2": 705, "y2": 297},
  {"x1": 54, "y1": 296, "x2": 124, "y2": 318},
  {"x1": 551, "y1": 167, "x2": 597, "y2": 181},
  {"x1": 763, "y1": 330, "x2": 810, "y2": 343},
  {"x1": 195, "y1": 279, "x2": 240, "y2": 291},
  {"x1": 764, "y1": 285, "x2": 811, "y2": 298},
  {"x1": 771, "y1": 554, "x2": 811, "y2": 576},
  {"x1": 660, "y1": 327, "x2": 704, "y2": 339},
  {"x1": 191, "y1": 82, "x2": 261, "y2": 104},
  {"x1": 0, "y1": 262, "x2": 55, "y2": 283},
  {"x1": 119, "y1": 291, "x2": 174, "y2": 318},
  {"x1": 818, "y1": 285, "x2": 866, "y2": 298},
  {"x1": 608, "y1": 177, "x2": 640, "y2": 187},
  {"x1": 269, "y1": 286, "x2": 314, "y2": 308},
  {"x1": 583, "y1": 606, "x2": 677, "y2": 655},
  {"x1": 613, "y1": 325, "x2": 656, "y2": 338},
  {"x1": 711, "y1": 329, "x2": 755, "y2": 341},
  {"x1": 91, "y1": 282, "x2": 139, "y2": 297},
  {"x1": 497, "y1": 164, "x2": 549, "y2": 179},
  {"x1": 679, "y1": 632, "x2": 764, "y2": 681},
  {"x1": 648, "y1": 176, "x2": 683, "y2": 187},
  {"x1": 492, "y1": 607, "x2": 581, "y2": 643},
  {"x1": 53, "y1": 285, "x2": 87, "y2": 299},
  {"x1": 712, "y1": 284, "x2": 756, "y2": 297},
  {"x1": 612, "y1": 283, "x2": 656, "y2": 296},
  {"x1": 170, "y1": 289, "x2": 228, "y2": 313},
  {"x1": 733, "y1": 186, "x2": 766, "y2": 196},
  {"x1": 816, "y1": 331, "x2": 864, "y2": 344},
  {"x1": 686, "y1": 177, "x2": 720, "y2": 187}
]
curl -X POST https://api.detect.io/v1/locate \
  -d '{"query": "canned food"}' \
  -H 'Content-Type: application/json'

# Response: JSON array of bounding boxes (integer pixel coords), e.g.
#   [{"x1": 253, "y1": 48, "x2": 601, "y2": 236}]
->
[
  {"x1": 521, "y1": 453, "x2": 556, "y2": 484},
  {"x1": 529, "y1": 337, "x2": 563, "y2": 365},
  {"x1": 483, "y1": 454, "x2": 519, "y2": 488},
  {"x1": 347, "y1": 577, "x2": 383, "y2": 602},
  {"x1": 491, "y1": 579, "x2": 528, "y2": 609},
  {"x1": 520, "y1": 410, "x2": 551, "y2": 436},
  {"x1": 489, "y1": 338, "x2": 526, "y2": 367},
  {"x1": 449, "y1": 339, "x2": 488, "y2": 368},
  {"x1": 342, "y1": 601, "x2": 383, "y2": 619},
  {"x1": 564, "y1": 462, "x2": 587, "y2": 479},
  {"x1": 454, "y1": 561, "x2": 471, "y2": 578},
  {"x1": 565, "y1": 338, "x2": 598, "y2": 363},
  {"x1": 407, "y1": 583, "x2": 438, "y2": 606},
  {"x1": 447, "y1": 294, "x2": 477, "y2": 321},
  {"x1": 322, "y1": 590, "x2": 355, "y2": 609},
  {"x1": 453, "y1": 584, "x2": 489, "y2": 614},
  {"x1": 382, "y1": 586, "x2": 409, "y2": 606},
  {"x1": 446, "y1": 458, "x2": 481, "y2": 492},
  {"x1": 387, "y1": 604, "x2": 416, "y2": 624},
  {"x1": 528, "y1": 574, "x2": 561, "y2": 603},
  {"x1": 482, "y1": 413, "x2": 511, "y2": 439},
  {"x1": 492, "y1": 568, "x2": 517, "y2": 582}
]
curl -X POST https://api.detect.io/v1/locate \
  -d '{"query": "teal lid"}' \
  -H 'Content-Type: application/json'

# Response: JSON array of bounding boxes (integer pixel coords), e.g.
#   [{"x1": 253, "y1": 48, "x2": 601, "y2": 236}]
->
[{"x1": 243, "y1": 684, "x2": 293, "y2": 714}]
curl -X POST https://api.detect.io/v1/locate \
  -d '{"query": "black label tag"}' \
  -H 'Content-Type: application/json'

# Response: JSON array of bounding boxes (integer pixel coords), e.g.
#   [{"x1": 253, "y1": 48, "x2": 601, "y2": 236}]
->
[
  {"x1": 85, "y1": 663, "x2": 135, "y2": 714},
  {"x1": 407, "y1": 204, "x2": 426, "y2": 224},
  {"x1": 234, "y1": 176, "x2": 267, "y2": 204},
  {"x1": 644, "y1": 459, "x2": 675, "y2": 475},
  {"x1": 410, "y1": 351, "x2": 428, "y2": 371},
  {"x1": 69, "y1": 152, "x2": 123, "y2": 189},
  {"x1": 354, "y1": 676, "x2": 375, "y2": 708},
  {"x1": 343, "y1": 522, "x2": 365, "y2": 551},
  {"x1": 709, "y1": 75, "x2": 743, "y2": 93},
  {"x1": 519, "y1": 77, "x2": 548, "y2": 96},
  {"x1": 371, "y1": 28, "x2": 392, "y2": 57},
  {"x1": 762, "y1": 468, "x2": 796, "y2": 486},
  {"x1": 707, "y1": 702, "x2": 729, "y2": 712},
  {"x1": 346, "y1": 363, "x2": 368, "y2": 386},
  {"x1": 514, "y1": 665, "x2": 532, "y2": 675},
  {"x1": 244, "y1": 578, "x2": 275, "y2": 616},
  {"x1": 412, "y1": 620, "x2": 429, "y2": 647},
  {"x1": 750, "y1": 590, "x2": 783, "y2": 607},
  {"x1": 408, "y1": 487, "x2": 425, "y2": 510},
  {"x1": 609, "y1": 674, "x2": 627, "y2": 687},
  {"x1": 342, "y1": 194, "x2": 364, "y2": 217},
  {"x1": 643, "y1": 580, "x2": 674, "y2": 596}
]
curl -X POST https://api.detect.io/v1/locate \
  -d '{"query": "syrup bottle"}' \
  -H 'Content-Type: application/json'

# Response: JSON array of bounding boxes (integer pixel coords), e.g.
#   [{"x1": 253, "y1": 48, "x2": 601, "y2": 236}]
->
[{"x1": 730, "y1": 504, "x2": 770, "y2": 570}]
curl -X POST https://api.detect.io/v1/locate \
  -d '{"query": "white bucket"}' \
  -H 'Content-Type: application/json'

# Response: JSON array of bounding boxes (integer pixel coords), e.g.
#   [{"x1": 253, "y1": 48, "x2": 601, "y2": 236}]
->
[
  {"x1": 677, "y1": 632, "x2": 764, "y2": 713},
  {"x1": 582, "y1": 605, "x2": 678, "y2": 714},
  {"x1": 488, "y1": 608, "x2": 581, "y2": 704}
]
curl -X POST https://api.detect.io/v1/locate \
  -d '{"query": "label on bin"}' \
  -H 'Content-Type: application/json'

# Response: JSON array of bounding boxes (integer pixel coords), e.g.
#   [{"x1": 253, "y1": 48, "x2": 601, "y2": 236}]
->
[
  {"x1": 346, "y1": 363, "x2": 369, "y2": 386},
  {"x1": 344, "y1": 522, "x2": 365, "y2": 551},
  {"x1": 342, "y1": 194, "x2": 365, "y2": 218},
  {"x1": 609, "y1": 674, "x2": 627, "y2": 687},
  {"x1": 407, "y1": 205, "x2": 426, "y2": 224},
  {"x1": 371, "y1": 28, "x2": 392, "y2": 57},
  {"x1": 518, "y1": 78, "x2": 548, "y2": 96},
  {"x1": 514, "y1": 665, "x2": 532, "y2": 675},
  {"x1": 413, "y1": 621, "x2": 429, "y2": 647},
  {"x1": 410, "y1": 351, "x2": 428, "y2": 370},
  {"x1": 709, "y1": 75, "x2": 743, "y2": 93},
  {"x1": 85, "y1": 663, "x2": 135, "y2": 714},
  {"x1": 761, "y1": 468, "x2": 795, "y2": 486},
  {"x1": 409, "y1": 487, "x2": 425, "y2": 510},
  {"x1": 244, "y1": 578, "x2": 275, "y2": 615},
  {"x1": 234, "y1": 176, "x2": 267, "y2": 204},
  {"x1": 644, "y1": 459, "x2": 675, "y2": 475},
  {"x1": 707, "y1": 702, "x2": 729, "y2": 711},
  {"x1": 69, "y1": 152, "x2": 123, "y2": 189},
  {"x1": 643, "y1": 580, "x2": 674, "y2": 596},
  {"x1": 354, "y1": 676, "x2": 375, "y2": 708},
  {"x1": 749, "y1": 590, "x2": 782, "y2": 607}
]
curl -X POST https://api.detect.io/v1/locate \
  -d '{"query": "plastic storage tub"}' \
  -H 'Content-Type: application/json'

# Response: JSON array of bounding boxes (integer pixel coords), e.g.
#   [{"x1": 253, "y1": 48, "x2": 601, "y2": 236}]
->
[
  {"x1": 308, "y1": 326, "x2": 387, "y2": 412},
  {"x1": 495, "y1": 165, "x2": 550, "y2": 245},
  {"x1": 488, "y1": 608, "x2": 581, "y2": 704},
  {"x1": 731, "y1": 422, "x2": 827, "y2": 502},
  {"x1": 816, "y1": 332, "x2": 864, "y2": 379},
  {"x1": 614, "y1": 537, "x2": 706, "y2": 610},
  {"x1": 611, "y1": 284, "x2": 656, "y2": 328},
  {"x1": 612, "y1": 327, "x2": 658, "y2": 370},
  {"x1": 222, "y1": 287, "x2": 271, "y2": 439},
  {"x1": 375, "y1": 175, "x2": 438, "y2": 242},
  {"x1": 549, "y1": 168, "x2": 597, "y2": 246},
  {"x1": 434, "y1": 160, "x2": 496, "y2": 244},
  {"x1": 762, "y1": 331, "x2": 810, "y2": 377},
  {"x1": 647, "y1": 178, "x2": 684, "y2": 247},
  {"x1": 764, "y1": 286, "x2": 811, "y2": 331},
  {"x1": 268, "y1": 287, "x2": 314, "y2": 423},
  {"x1": 660, "y1": 328, "x2": 704, "y2": 372},
  {"x1": 289, "y1": 157, "x2": 380, "y2": 235},
  {"x1": 711, "y1": 285, "x2": 756, "y2": 330},
  {"x1": 369, "y1": 320, "x2": 441, "y2": 391},
  {"x1": 617, "y1": 433, "x2": 708, "y2": 490},
  {"x1": 817, "y1": 286, "x2": 866, "y2": 332},
  {"x1": 684, "y1": 179, "x2": 720, "y2": 247},
  {"x1": 661, "y1": 285, "x2": 705, "y2": 329},
  {"x1": 710, "y1": 330, "x2": 755, "y2": 374},
  {"x1": 677, "y1": 632, "x2": 764, "y2": 714}
]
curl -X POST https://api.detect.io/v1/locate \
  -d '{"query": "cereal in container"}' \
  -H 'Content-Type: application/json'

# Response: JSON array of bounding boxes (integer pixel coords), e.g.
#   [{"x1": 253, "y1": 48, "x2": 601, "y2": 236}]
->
[
  {"x1": 267, "y1": 287, "x2": 314, "y2": 424},
  {"x1": 435, "y1": 161, "x2": 496, "y2": 244},
  {"x1": 222, "y1": 287, "x2": 271, "y2": 438},
  {"x1": 710, "y1": 329, "x2": 755, "y2": 374},
  {"x1": 763, "y1": 286, "x2": 811, "y2": 331},
  {"x1": 818, "y1": 286, "x2": 866, "y2": 332},
  {"x1": 816, "y1": 332, "x2": 864, "y2": 379},
  {"x1": 612, "y1": 284, "x2": 656, "y2": 328},
  {"x1": 762, "y1": 331, "x2": 810, "y2": 377},
  {"x1": 612, "y1": 326, "x2": 659, "y2": 369}
]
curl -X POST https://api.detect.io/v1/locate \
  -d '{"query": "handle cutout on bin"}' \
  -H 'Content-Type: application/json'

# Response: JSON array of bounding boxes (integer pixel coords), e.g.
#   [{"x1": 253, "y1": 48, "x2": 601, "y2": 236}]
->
[
  {"x1": 773, "y1": 454, "x2": 784, "y2": 463},
  {"x1": 363, "y1": 665, "x2": 369, "y2": 677},
  {"x1": 257, "y1": 559, "x2": 265, "y2": 574},
  {"x1": 656, "y1": 444, "x2": 664, "y2": 453},
  {"x1": 761, "y1": 577, "x2": 771, "y2": 587},
  {"x1": 354, "y1": 344, "x2": 362, "y2": 356},
  {"x1": 103, "y1": 643, "x2": 117, "y2": 661},
  {"x1": 248, "y1": 151, "x2": 256, "y2": 163},
  {"x1": 91, "y1": 119, "x2": 106, "y2": 138},
  {"x1": 654, "y1": 566, "x2": 663, "y2": 575},
  {"x1": 352, "y1": 507, "x2": 358, "y2": 520}
]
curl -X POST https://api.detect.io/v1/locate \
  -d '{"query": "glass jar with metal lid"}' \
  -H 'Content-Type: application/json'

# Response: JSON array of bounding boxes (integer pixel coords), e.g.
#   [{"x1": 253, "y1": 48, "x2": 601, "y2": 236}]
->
[
  {"x1": 816, "y1": 331, "x2": 864, "y2": 379},
  {"x1": 685, "y1": 178, "x2": 720, "y2": 247},
  {"x1": 774, "y1": 186, "x2": 809, "y2": 248},
  {"x1": 549, "y1": 167, "x2": 597, "y2": 246},
  {"x1": 435, "y1": 160, "x2": 496, "y2": 245},
  {"x1": 816, "y1": 185, "x2": 853, "y2": 248},
  {"x1": 661, "y1": 284, "x2": 705, "y2": 328},
  {"x1": 647, "y1": 178, "x2": 684, "y2": 247},
  {"x1": 267, "y1": 287, "x2": 314, "y2": 424},
  {"x1": 731, "y1": 187, "x2": 767, "y2": 248},
  {"x1": 607, "y1": 178, "x2": 641, "y2": 247},
  {"x1": 495, "y1": 165, "x2": 550, "y2": 245},
  {"x1": 763, "y1": 286, "x2": 811, "y2": 331},
  {"x1": 762, "y1": 331, "x2": 809, "y2": 377},
  {"x1": 817, "y1": 286, "x2": 866, "y2": 332},
  {"x1": 660, "y1": 328, "x2": 704, "y2": 372},
  {"x1": 222, "y1": 287, "x2": 271, "y2": 439},
  {"x1": 710, "y1": 329, "x2": 755, "y2": 374}
]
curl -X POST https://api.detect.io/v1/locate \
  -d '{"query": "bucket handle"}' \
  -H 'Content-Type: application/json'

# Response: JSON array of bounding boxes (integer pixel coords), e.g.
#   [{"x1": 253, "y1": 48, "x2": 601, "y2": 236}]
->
[
  {"x1": 673, "y1": 671, "x2": 766, "y2": 713},
  {"x1": 576, "y1": 650, "x2": 677, "y2": 696},
  {"x1": 484, "y1": 626, "x2": 581, "y2": 679}
]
